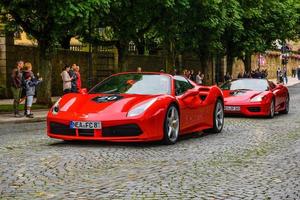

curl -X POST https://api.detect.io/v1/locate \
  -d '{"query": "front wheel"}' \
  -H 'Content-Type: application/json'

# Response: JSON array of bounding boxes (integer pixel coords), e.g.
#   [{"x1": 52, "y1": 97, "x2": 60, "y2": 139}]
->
[
  {"x1": 163, "y1": 105, "x2": 180, "y2": 145},
  {"x1": 204, "y1": 99, "x2": 224, "y2": 133},
  {"x1": 280, "y1": 95, "x2": 289, "y2": 114},
  {"x1": 268, "y1": 99, "x2": 275, "y2": 118}
]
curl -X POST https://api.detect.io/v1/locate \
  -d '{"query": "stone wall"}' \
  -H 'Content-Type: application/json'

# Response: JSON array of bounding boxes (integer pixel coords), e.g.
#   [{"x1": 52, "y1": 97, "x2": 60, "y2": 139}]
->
[
  {"x1": 2, "y1": 42, "x2": 300, "y2": 98},
  {"x1": 231, "y1": 53, "x2": 300, "y2": 79},
  {"x1": 4, "y1": 46, "x2": 115, "y2": 97}
]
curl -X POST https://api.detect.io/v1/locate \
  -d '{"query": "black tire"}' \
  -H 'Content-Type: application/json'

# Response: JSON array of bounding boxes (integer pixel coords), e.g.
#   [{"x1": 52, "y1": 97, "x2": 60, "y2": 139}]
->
[
  {"x1": 280, "y1": 95, "x2": 289, "y2": 114},
  {"x1": 268, "y1": 99, "x2": 275, "y2": 118},
  {"x1": 163, "y1": 105, "x2": 180, "y2": 145},
  {"x1": 204, "y1": 99, "x2": 224, "y2": 133}
]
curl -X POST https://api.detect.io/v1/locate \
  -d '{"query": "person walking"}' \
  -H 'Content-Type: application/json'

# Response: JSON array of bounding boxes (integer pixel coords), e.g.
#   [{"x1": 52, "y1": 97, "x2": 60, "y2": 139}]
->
[
  {"x1": 61, "y1": 65, "x2": 73, "y2": 94},
  {"x1": 23, "y1": 71, "x2": 42, "y2": 118},
  {"x1": 11, "y1": 61, "x2": 24, "y2": 117},
  {"x1": 75, "y1": 65, "x2": 82, "y2": 91}
]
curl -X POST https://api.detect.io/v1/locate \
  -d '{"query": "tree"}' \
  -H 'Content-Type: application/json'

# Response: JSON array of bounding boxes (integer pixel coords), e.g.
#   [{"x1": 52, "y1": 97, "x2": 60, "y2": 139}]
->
[
  {"x1": 0, "y1": 0, "x2": 109, "y2": 105},
  {"x1": 222, "y1": 0, "x2": 299, "y2": 73}
]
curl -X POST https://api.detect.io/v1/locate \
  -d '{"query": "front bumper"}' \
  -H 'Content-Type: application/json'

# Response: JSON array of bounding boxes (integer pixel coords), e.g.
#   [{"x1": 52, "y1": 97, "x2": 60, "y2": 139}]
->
[
  {"x1": 47, "y1": 110, "x2": 165, "y2": 142},
  {"x1": 224, "y1": 102, "x2": 270, "y2": 117}
]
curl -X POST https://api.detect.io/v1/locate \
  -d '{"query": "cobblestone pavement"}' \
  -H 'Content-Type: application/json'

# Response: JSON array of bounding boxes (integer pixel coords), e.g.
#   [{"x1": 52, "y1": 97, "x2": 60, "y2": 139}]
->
[{"x1": 1, "y1": 85, "x2": 300, "y2": 199}]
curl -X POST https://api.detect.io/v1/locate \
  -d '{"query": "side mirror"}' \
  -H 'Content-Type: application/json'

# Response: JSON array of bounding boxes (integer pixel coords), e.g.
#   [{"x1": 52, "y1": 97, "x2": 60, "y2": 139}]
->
[{"x1": 79, "y1": 88, "x2": 87, "y2": 94}]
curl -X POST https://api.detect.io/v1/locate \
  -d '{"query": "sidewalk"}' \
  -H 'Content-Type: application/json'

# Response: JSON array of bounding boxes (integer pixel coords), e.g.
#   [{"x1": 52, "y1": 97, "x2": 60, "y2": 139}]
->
[
  {"x1": 0, "y1": 97, "x2": 60, "y2": 124},
  {"x1": 269, "y1": 76, "x2": 300, "y2": 87},
  {"x1": 0, "y1": 77, "x2": 299, "y2": 124}
]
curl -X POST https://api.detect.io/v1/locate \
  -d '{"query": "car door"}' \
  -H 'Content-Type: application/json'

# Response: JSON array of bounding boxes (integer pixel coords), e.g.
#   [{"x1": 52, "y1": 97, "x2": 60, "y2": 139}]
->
[
  {"x1": 174, "y1": 76, "x2": 202, "y2": 130},
  {"x1": 270, "y1": 82, "x2": 284, "y2": 110}
]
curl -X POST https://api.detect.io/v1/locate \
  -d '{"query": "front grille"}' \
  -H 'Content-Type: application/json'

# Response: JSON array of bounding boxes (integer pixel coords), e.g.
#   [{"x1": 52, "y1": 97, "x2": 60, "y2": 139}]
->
[
  {"x1": 102, "y1": 124, "x2": 142, "y2": 137},
  {"x1": 50, "y1": 122, "x2": 76, "y2": 136},
  {"x1": 78, "y1": 129, "x2": 94, "y2": 137},
  {"x1": 248, "y1": 107, "x2": 261, "y2": 112}
]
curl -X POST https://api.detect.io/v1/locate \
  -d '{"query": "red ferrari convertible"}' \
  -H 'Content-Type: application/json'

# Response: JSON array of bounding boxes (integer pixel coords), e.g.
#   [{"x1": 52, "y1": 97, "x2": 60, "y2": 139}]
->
[
  {"x1": 47, "y1": 72, "x2": 224, "y2": 144},
  {"x1": 220, "y1": 78, "x2": 289, "y2": 118}
]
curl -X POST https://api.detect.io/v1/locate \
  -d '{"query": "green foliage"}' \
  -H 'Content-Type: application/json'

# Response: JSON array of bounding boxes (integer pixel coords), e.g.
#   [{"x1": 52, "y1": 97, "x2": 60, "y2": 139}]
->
[{"x1": 0, "y1": 0, "x2": 109, "y2": 50}]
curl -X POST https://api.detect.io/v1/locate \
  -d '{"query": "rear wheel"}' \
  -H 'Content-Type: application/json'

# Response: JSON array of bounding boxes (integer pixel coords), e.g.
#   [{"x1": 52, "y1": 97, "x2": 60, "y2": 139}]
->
[
  {"x1": 163, "y1": 105, "x2": 179, "y2": 145},
  {"x1": 268, "y1": 99, "x2": 275, "y2": 118},
  {"x1": 280, "y1": 95, "x2": 289, "y2": 114},
  {"x1": 204, "y1": 99, "x2": 224, "y2": 133}
]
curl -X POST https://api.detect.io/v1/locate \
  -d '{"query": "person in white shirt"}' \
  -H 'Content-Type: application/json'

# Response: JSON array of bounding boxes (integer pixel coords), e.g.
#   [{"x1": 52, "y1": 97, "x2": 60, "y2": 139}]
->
[{"x1": 61, "y1": 65, "x2": 73, "y2": 94}]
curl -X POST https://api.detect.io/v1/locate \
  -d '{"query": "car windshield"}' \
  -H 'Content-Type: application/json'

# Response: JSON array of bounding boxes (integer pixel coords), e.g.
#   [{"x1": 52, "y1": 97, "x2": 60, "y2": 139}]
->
[
  {"x1": 220, "y1": 79, "x2": 269, "y2": 91},
  {"x1": 89, "y1": 74, "x2": 171, "y2": 95}
]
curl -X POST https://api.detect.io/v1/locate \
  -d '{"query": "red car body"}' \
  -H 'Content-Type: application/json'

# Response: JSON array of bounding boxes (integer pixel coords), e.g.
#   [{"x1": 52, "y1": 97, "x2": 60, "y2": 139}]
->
[
  {"x1": 221, "y1": 78, "x2": 289, "y2": 117},
  {"x1": 47, "y1": 72, "x2": 224, "y2": 143}
]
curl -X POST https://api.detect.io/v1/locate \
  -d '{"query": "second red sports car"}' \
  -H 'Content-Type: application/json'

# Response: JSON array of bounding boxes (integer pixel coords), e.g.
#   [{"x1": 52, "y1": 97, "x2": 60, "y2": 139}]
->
[
  {"x1": 220, "y1": 78, "x2": 289, "y2": 118},
  {"x1": 47, "y1": 72, "x2": 224, "y2": 144}
]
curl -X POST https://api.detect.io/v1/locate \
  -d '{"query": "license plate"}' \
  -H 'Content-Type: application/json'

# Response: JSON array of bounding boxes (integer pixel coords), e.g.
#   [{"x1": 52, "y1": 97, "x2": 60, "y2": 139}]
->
[
  {"x1": 224, "y1": 106, "x2": 241, "y2": 111},
  {"x1": 70, "y1": 121, "x2": 101, "y2": 129}
]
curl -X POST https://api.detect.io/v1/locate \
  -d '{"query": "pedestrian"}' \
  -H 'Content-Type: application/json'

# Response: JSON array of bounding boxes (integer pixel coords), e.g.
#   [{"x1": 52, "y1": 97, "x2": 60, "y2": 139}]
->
[
  {"x1": 75, "y1": 65, "x2": 82, "y2": 91},
  {"x1": 171, "y1": 68, "x2": 177, "y2": 76},
  {"x1": 276, "y1": 67, "x2": 282, "y2": 83},
  {"x1": 224, "y1": 72, "x2": 232, "y2": 82},
  {"x1": 69, "y1": 64, "x2": 78, "y2": 93},
  {"x1": 11, "y1": 61, "x2": 24, "y2": 117},
  {"x1": 200, "y1": 73, "x2": 205, "y2": 85},
  {"x1": 190, "y1": 69, "x2": 196, "y2": 82},
  {"x1": 195, "y1": 71, "x2": 202, "y2": 85},
  {"x1": 23, "y1": 71, "x2": 42, "y2": 118},
  {"x1": 61, "y1": 65, "x2": 73, "y2": 94},
  {"x1": 20, "y1": 62, "x2": 36, "y2": 115},
  {"x1": 297, "y1": 65, "x2": 300, "y2": 80},
  {"x1": 282, "y1": 66, "x2": 288, "y2": 84},
  {"x1": 291, "y1": 67, "x2": 296, "y2": 78}
]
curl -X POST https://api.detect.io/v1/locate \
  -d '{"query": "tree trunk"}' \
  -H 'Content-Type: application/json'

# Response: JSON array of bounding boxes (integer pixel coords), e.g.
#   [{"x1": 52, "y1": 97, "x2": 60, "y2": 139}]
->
[
  {"x1": 226, "y1": 53, "x2": 234, "y2": 75},
  {"x1": 59, "y1": 35, "x2": 72, "y2": 49},
  {"x1": 244, "y1": 53, "x2": 252, "y2": 72},
  {"x1": 199, "y1": 53, "x2": 212, "y2": 85},
  {"x1": 136, "y1": 39, "x2": 145, "y2": 55},
  {"x1": 36, "y1": 40, "x2": 53, "y2": 107},
  {"x1": 116, "y1": 41, "x2": 128, "y2": 72}
]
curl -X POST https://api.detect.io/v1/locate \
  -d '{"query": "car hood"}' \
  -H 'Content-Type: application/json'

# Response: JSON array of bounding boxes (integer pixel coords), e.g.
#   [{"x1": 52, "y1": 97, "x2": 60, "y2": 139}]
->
[
  {"x1": 57, "y1": 93, "x2": 161, "y2": 115},
  {"x1": 223, "y1": 90, "x2": 265, "y2": 104}
]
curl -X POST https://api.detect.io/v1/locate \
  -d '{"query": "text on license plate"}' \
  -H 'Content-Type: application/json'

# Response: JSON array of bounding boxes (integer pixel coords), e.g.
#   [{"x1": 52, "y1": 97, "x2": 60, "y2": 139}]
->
[
  {"x1": 70, "y1": 121, "x2": 101, "y2": 129},
  {"x1": 224, "y1": 106, "x2": 241, "y2": 111}
]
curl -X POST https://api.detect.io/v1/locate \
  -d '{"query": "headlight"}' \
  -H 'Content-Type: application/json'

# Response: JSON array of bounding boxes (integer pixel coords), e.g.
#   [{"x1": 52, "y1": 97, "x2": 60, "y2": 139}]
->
[
  {"x1": 127, "y1": 98, "x2": 157, "y2": 117},
  {"x1": 52, "y1": 98, "x2": 62, "y2": 115},
  {"x1": 250, "y1": 95, "x2": 264, "y2": 102}
]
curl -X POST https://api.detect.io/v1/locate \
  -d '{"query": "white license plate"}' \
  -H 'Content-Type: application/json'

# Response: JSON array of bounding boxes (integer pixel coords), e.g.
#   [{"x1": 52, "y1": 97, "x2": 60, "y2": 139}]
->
[
  {"x1": 225, "y1": 106, "x2": 241, "y2": 111},
  {"x1": 70, "y1": 121, "x2": 101, "y2": 129}
]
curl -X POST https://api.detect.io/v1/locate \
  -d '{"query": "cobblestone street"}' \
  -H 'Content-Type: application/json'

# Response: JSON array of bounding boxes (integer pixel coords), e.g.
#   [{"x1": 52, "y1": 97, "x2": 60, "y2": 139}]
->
[{"x1": 0, "y1": 84, "x2": 300, "y2": 199}]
